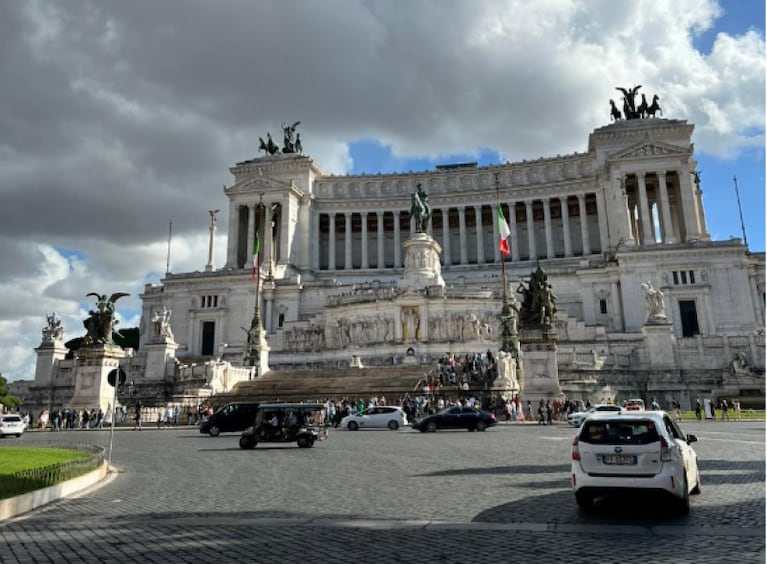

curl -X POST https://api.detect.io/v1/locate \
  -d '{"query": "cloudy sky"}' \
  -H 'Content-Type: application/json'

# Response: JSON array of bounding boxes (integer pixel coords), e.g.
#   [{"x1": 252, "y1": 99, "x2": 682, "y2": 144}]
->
[{"x1": 1, "y1": 0, "x2": 764, "y2": 382}]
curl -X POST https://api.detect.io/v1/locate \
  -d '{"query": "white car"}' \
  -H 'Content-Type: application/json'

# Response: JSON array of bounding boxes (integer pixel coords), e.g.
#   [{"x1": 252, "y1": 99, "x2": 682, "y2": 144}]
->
[
  {"x1": 571, "y1": 410, "x2": 701, "y2": 513},
  {"x1": 0, "y1": 414, "x2": 25, "y2": 438},
  {"x1": 567, "y1": 404, "x2": 623, "y2": 427},
  {"x1": 340, "y1": 406, "x2": 408, "y2": 431}
]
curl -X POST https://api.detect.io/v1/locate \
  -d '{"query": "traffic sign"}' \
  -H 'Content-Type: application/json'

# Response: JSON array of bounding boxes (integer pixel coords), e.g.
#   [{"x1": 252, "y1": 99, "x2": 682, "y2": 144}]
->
[{"x1": 107, "y1": 368, "x2": 127, "y2": 387}]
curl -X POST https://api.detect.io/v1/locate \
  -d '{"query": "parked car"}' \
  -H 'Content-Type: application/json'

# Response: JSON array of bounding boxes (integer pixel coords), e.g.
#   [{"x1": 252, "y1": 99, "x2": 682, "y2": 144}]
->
[
  {"x1": 0, "y1": 414, "x2": 25, "y2": 438},
  {"x1": 341, "y1": 406, "x2": 408, "y2": 431},
  {"x1": 571, "y1": 410, "x2": 701, "y2": 513},
  {"x1": 412, "y1": 406, "x2": 497, "y2": 432},
  {"x1": 567, "y1": 404, "x2": 623, "y2": 427},
  {"x1": 239, "y1": 403, "x2": 328, "y2": 449},
  {"x1": 624, "y1": 398, "x2": 645, "y2": 411},
  {"x1": 199, "y1": 402, "x2": 260, "y2": 436}
]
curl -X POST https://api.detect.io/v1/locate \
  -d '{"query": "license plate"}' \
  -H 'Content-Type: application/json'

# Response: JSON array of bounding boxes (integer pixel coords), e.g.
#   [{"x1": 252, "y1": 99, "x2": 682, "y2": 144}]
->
[{"x1": 602, "y1": 455, "x2": 637, "y2": 465}]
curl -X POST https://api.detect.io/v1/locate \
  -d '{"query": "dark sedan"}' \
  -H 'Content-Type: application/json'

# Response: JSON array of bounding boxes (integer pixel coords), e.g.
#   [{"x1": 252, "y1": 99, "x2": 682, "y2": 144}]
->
[{"x1": 413, "y1": 406, "x2": 497, "y2": 432}]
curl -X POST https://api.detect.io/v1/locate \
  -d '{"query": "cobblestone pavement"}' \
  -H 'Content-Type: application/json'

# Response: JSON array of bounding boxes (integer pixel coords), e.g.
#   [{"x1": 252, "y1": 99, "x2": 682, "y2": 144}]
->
[{"x1": 1, "y1": 420, "x2": 763, "y2": 563}]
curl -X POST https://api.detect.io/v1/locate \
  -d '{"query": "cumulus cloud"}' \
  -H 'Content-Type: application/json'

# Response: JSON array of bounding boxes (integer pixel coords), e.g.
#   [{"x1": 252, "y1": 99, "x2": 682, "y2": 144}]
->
[{"x1": 0, "y1": 0, "x2": 763, "y2": 380}]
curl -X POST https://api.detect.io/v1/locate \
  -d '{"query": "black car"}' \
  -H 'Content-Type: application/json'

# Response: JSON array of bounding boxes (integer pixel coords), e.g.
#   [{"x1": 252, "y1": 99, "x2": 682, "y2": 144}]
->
[
  {"x1": 413, "y1": 406, "x2": 497, "y2": 432},
  {"x1": 199, "y1": 402, "x2": 259, "y2": 436}
]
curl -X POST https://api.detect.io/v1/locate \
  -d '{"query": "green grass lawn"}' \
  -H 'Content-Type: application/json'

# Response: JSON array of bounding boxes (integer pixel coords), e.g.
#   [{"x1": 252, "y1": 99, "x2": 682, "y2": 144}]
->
[{"x1": 0, "y1": 447, "x2": 89, "y2": 474}]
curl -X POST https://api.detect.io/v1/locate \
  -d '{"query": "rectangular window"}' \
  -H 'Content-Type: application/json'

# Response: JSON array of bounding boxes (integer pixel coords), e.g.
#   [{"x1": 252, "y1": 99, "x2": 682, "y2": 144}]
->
[
  {"x1": 672, "y1": 271, "x2": 679, "y2": 285},
  {"x1": 681, "y1": 271, "x2": 688, "y2": 284},
  {"x1": 599, "y1": 299, "x2": 608, "y2": 314},
  {"x1": 689, "y1": 271, "x2": 695, "y2": 284}
]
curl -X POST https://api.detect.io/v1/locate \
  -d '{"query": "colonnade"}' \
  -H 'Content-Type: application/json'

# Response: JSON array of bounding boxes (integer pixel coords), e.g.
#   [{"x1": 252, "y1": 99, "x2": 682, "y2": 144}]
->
[{"x1": 312, "y1": 193, "x2": 603, "y2": 271}]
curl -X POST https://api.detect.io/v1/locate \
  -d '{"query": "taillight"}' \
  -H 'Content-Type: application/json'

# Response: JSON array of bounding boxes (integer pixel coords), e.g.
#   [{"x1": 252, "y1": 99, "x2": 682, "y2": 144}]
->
[
  {"x1": 660, "y1": 437, "x2": 672, "y2": 462},
  {"x1": 571, "y1": 436, "x2": 580, "y2": 461}
]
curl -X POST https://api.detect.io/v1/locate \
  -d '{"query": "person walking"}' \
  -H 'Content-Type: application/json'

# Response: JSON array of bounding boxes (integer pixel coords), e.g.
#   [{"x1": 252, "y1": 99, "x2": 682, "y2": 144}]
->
[
  {"x1": 721, "y1": 399, "x2": 729, "y2": 421},
  {"x1": 694, "y1": 399, "x2": 702, "y2": 420},
  {"x1": 133, "y1": 400, "x2": 143, "y2": 431}
]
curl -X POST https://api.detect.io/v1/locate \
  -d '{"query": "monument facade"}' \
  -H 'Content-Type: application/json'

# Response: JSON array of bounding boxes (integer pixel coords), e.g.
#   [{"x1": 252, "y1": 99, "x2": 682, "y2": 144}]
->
[{"x1": 25, "y1": 101, "x2": 765, "y2": 414}]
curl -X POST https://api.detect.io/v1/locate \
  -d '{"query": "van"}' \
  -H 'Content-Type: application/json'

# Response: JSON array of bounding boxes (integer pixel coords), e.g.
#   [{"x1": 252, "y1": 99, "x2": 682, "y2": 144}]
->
[{"x1": 199, "y1": 402, "x2": 259, "y2": 436}]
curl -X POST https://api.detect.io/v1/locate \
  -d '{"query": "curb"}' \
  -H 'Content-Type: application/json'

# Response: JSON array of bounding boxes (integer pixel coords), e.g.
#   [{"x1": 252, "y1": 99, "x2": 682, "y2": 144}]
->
[{"x1": 0, "y1": 460, "x2": 108, "y2": 521}]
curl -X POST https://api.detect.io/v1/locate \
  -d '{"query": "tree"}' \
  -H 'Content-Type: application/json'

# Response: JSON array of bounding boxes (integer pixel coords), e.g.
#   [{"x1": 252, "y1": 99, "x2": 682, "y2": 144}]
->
[{"x1": 0, "y1": 373, "x2": 22, "y2": 410}]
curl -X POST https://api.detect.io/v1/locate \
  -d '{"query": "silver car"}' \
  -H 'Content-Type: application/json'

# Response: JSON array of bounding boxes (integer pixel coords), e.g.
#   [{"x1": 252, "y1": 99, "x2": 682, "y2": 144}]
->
[
  {"x1": 340, "y1": 406, "x2": 408, "y2": 431},
  {"x1": 571, "y1": 410, "x2": 701, "y2": 513},
  {"x1": 567, "y1": 404, "x2": 623, "y2": 427}
]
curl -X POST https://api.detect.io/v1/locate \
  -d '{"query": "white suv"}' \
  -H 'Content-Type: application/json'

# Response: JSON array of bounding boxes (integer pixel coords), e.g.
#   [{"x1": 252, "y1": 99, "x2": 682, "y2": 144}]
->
[
  {"x1": 0, "y1": 414, "x2": 25, "y2": 438},
  {"x1": 571, "y1": 410, "x2": 701, "y2": 513},
  {"x1": 567, "y1": 404, "x2": 623, "y2": 427},
  {"x1": 340, "y1": 406, "x2": 408, "y2": 431}
]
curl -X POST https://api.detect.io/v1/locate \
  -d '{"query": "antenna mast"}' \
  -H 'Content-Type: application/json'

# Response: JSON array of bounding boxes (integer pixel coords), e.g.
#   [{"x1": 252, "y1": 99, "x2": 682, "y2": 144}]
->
[{"x1": 733, "y1": 176, "x2": 749, "y2": 250}]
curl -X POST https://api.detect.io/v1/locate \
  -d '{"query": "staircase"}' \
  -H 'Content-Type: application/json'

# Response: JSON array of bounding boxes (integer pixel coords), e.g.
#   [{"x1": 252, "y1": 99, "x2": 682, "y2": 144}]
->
[{"x1": 210, "y1": 366, "x2": 434, "y2": 406}]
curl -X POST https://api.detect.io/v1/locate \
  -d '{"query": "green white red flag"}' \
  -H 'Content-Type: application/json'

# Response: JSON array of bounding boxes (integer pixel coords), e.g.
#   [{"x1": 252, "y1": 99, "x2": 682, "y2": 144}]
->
[{"x1": 496, "y1": 203, "x2": 511, "y2": 255}]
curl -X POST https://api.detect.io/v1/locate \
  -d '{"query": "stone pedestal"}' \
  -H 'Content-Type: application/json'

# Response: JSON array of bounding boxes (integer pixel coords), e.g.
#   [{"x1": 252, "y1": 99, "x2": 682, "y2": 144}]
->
[
  {"x1": 402, "y1": 233, "x2": 445, "y2": 290},
  {"x1": 642, "y1": 323, "x2": 675, "y2": 368},
  {"x1": 519, "y1": 327, "x2": 561, "y2": 400},
  {"x1": 34, "y1": 341, "x2": 68, "y2": 387},
  {"x1": 145, "y1": 340, "x2": 179, "y2": 382},
  {"x1": 70, "y1": 344, "x2": 126, "y2": 412}
]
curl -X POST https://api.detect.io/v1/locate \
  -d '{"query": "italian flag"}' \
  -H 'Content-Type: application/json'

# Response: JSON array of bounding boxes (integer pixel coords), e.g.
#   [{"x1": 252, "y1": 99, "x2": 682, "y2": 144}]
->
[
  {"x1": 251, "y1": 231, "x2": 260, "y2": 281},
  {"x1": 497, "y1": 203, "x2": 511, "y2": 255}
]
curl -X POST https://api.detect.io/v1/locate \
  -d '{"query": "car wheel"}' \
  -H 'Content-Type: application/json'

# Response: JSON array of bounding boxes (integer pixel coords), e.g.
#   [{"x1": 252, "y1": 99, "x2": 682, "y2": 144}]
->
[
  {"x1": 209, "y1": 426, "x2": 221, "y2": 437},
  {"x1": 387, "y1": 420, "x2": 399, "y2": 431},
  {"x1": 575, "y1": 490, "x2": 593, "y2": 510},
  {"x1": 347, "y1": 421, "x2": 359, "y2": 431},
  {"x1": 239, "y1": 436, "x2": 256, "y2": 450},
  {"x1": 677, "y1": 478, "x2": 690, "y2": 514},
  {"x1": 691, "y1": 470, "x2": 702, "y2": 495},
  {"x1": 426, "y1": 421, "x2": 437, "y2": 433},
  {"x1": 15, "y1": 434, "x2": 21, "y2": 438},
  {"x1": 297, "y1": 436, "x2": 313, "y2": 448},
  {"x1": 475, "y1": 420, "x2": 487, "y2": 432}
]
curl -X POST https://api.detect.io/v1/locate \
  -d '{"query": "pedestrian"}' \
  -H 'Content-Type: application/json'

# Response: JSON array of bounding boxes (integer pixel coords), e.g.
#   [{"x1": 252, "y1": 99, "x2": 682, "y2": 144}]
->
[
  {"x1": 133, "y1": 400, "x2": 143, "y2": 430},
  {"x1": 546, "y1": 401, "x2": 553, "y2": 424},
  {"x1": 734, "y1": 400, "x2": 741, "y2": 420},
  {"x1": 720, "y1": 399, "x2": 729, "y2": 421},
  {"x1": 537, "y1": 400, "x2": 545, "y2": 425},
  {"x1": 694, "y1": 399, "x2": 702, "y2": 420}
]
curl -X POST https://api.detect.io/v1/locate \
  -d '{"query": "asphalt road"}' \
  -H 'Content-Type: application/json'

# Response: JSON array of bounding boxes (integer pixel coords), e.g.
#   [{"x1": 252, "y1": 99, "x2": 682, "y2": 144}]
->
[{"x1": 1, "y1": 419, "x2": 764, "y2": 563}]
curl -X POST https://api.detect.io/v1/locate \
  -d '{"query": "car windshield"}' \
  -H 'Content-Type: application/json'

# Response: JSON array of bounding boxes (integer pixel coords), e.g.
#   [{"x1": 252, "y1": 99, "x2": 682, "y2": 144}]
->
[{"x1": 580, "y1": 420, "x2": 660, "y2": 445}]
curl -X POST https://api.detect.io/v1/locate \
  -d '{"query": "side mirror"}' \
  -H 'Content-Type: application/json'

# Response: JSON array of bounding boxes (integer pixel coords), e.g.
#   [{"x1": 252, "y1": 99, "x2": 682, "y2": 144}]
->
[{"x1": 686, "y1": 434, "x2": 698, "y2": 444}]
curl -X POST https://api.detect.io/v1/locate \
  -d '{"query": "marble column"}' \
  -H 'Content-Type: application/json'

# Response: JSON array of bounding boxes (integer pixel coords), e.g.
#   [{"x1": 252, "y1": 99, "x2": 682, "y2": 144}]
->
[
  {"x1": 637, "y1": 173, "x2": 654, "y2": 245},
  {"x1": 265, "y1": 204, "x2": 274, "y2": 274},
  {"x1": 344, "y1": 212, "x2": 353, "y2": 270},
  {"x1": 560, "y1": 196, "x2": 573, "y2": 257},
  {"x1": 441, "y1": 208, "x2": 451, "y2": 266},
  {"x1": 311, "y1": 210, "x2": 320, "y2": 270},
  {"x1": 474, "y1": 205, "x2": 484, "y2": 264},
  {"x1": 376, "y1": 211, "x2": 385, "y2": 268},
  {"x1": 508, "y1": 202, "x2": 520, "y2": 262},
  {"x1": 393, "y1": 211, "x2": 402, "y2": 268},
  {"x1": 226, "y1": 201, "x2": 238, "y2": 269},
  {"x1": 525, "y1": 200, "x2": 536, "y2": 260},
  {"x1": 656, "y1": 171, "x2": 675, "y2": 244},
  {"x1": 361, "y1": 212, "x2": 369, "y2": 269},
  {"x1": 543, "y1": 199, "x2": 554, "y2": 259},
  {"x1": 328, "y1": 213, "x2": 336, "y2": 270},
  {"x1": 595, "y1": 190, "x2": 607, "y2": 254},
  {"x1": 244, "y1": 203, "x2": 256, "y2": 268},
  {"x1": 678, "y1": 170, "x2": 701, "y2": 241},
  {"x1": 577, "y1": 194, "x2": 591, "y2": 255},
  {"x1": 458, "y1": 207, "x2": 468, "y2": 265}
]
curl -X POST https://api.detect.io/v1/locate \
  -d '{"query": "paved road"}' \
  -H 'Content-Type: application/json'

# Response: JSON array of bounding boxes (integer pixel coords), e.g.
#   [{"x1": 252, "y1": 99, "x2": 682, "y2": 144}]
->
[{"x1": 1, "y1": 420, "x2": 763, "y2": 563}]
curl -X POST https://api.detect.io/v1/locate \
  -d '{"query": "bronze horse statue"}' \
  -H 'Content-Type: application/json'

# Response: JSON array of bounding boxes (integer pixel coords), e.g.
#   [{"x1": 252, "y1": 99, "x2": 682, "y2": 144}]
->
[
  {"x1": 646, "y1": 94, "x2": 662, "y2": 117},
  {"x1": 258, "y1": 133, "x2": 280, "y2": 155},
  {"x1": 410, "y1": 184, "x2": 431, "y2": 233}
]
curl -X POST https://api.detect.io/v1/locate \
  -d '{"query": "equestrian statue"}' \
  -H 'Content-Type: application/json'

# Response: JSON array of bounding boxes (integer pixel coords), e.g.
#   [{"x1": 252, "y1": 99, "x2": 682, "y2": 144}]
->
[{"x1": 409, "y1": 183, "x2": 431, "y2": 234}]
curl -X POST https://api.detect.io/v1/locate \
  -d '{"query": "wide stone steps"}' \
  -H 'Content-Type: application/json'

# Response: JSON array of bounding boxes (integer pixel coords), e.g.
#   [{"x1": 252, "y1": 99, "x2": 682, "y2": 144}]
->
[{"x1": 212, "y1": 366, "x2": 433, "y2": 404}]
